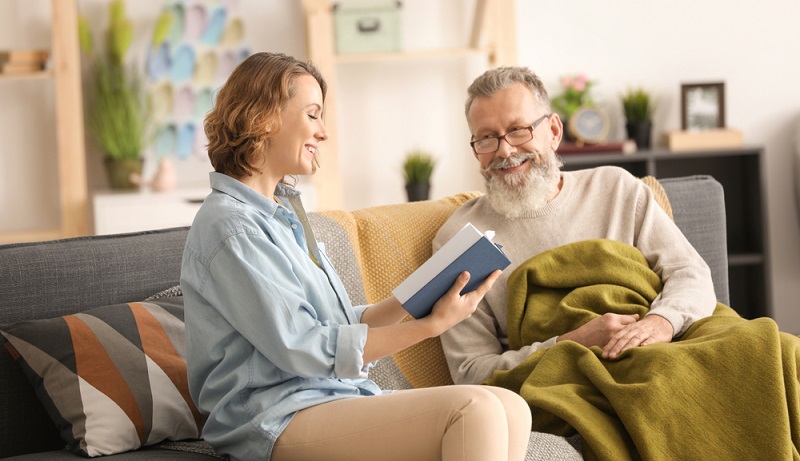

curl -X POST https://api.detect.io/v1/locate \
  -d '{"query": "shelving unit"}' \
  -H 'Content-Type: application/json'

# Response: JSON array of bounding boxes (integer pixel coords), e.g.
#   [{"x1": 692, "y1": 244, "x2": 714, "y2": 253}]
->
[
  {"x1": 300, "y1": 0, "x2": 516, "y2": 210},
  {"x1": 0, "y1": 0, "x2": 87, "y2": 244},
  {"x1": 560, "y1": 146, "x2": 771, "y2": 318}
]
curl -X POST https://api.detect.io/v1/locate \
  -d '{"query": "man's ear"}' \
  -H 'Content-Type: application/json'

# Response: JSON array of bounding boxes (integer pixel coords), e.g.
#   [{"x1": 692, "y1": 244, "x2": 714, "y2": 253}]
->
[{"x1": 550, "y1": 114, "x2": 563, "y2": 151}]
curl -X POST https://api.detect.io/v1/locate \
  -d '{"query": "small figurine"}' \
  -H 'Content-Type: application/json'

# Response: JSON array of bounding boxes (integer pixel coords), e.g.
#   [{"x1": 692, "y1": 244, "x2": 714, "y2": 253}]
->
[{"x1": 150, "y1": 158, "x2": 177, "y2": 192}]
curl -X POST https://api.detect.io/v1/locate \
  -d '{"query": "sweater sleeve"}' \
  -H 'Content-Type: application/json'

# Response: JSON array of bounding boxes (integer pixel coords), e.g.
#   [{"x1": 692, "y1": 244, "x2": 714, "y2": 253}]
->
[{"x1": 439, "y1": 302, "x2": 557, "y2": 384}]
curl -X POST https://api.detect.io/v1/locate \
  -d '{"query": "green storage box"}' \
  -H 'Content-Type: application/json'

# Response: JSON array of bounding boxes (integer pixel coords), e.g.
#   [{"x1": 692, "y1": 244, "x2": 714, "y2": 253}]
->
[{"x1": 334, "y1": 1, "x2": 402, "y2": 54}]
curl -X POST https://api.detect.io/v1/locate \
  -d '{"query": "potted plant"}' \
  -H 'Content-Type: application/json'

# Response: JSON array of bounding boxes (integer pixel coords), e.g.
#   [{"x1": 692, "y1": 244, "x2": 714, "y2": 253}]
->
[
  {"x1": 621, "y1": 87, "x2": 655, "y2": 150},
  {"x1": 402, "y1": 150, "x2": 436, "y2": 202},
  {"x1": 79, "y1": 0, "x2": 150, "y2": 189},
  {"x1": 551, "y1": 74, "x2": 594, "y2": 142}
]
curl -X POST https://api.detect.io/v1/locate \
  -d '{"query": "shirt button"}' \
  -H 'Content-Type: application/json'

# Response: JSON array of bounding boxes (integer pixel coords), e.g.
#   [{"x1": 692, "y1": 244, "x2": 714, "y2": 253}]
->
[{"x1": 291, "y1": 224, "x2": 298, "y2": 229}]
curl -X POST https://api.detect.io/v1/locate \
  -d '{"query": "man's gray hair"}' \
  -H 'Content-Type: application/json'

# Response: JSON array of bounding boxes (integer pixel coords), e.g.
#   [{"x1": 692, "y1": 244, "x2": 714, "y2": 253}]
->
[{"x1": 465, "y1": 66, "x2": 552, "y2": 117}]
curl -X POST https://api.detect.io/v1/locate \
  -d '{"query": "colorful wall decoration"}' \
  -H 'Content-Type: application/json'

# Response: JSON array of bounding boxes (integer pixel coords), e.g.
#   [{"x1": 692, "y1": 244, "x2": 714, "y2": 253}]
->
[{"x1": 146, "y1": 0, "x2": 249, "y2": 162}]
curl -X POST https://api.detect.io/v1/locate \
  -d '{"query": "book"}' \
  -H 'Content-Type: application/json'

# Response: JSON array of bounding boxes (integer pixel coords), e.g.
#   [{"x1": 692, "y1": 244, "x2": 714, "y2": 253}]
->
[
  {"x1": 0, "y1": 49, "x2": 49, "y2": 64},
  {"x1": 392, "y1": 222, "x2": 511, "y2": 319},
  {"x1": 557, "y1": 140, "x2": 637, "y2": 155}
]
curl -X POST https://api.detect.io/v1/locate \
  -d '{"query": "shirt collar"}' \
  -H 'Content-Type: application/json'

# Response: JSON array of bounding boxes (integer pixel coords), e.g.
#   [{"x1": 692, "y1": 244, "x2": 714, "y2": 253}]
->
[{"x1": 209, "y1": 172, "x2": 302, "y2": 216}]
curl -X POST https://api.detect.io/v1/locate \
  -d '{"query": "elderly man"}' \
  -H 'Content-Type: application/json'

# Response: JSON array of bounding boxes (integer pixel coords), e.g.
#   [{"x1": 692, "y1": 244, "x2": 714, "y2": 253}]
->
[{"x1": 434, "y1": 66, "x2": 717, "y2": 385}]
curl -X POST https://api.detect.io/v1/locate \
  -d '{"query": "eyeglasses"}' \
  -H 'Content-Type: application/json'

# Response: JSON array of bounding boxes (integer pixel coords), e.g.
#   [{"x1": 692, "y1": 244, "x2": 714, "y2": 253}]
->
[{"x1": 470, "y1": 114, "x2": 551, "y2": 155}]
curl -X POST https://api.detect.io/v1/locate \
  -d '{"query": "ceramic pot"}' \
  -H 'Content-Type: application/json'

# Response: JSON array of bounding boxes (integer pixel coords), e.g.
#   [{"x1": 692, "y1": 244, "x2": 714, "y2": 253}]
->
[
  {"x1": 104, "y1": 158, "x2": 143, "y2": 190},
  {"x1": 405, "y1": 183, "x2": 430, "y2": 202},
  {"x1": 625, "y1": 122, "x2": 653, "y2": 150}
]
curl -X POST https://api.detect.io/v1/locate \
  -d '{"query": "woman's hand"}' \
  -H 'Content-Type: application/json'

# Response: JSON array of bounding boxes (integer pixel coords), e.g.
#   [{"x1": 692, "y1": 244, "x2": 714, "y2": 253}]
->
[{"x1": 422, "y1": 270, "x2": 502, "y2": 336}]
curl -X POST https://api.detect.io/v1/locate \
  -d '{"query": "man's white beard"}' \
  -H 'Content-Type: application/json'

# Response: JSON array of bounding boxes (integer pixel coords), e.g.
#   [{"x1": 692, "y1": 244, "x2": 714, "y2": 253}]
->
[{"x1": 482, "y1": 149, "x2": 563, "y2": 218}]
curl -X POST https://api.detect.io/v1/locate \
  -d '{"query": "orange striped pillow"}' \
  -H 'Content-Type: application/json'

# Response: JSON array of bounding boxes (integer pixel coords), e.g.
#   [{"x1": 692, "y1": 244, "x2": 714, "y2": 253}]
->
[{"x1": 0, "y1": 298, "x2": 204, "y2": 457}]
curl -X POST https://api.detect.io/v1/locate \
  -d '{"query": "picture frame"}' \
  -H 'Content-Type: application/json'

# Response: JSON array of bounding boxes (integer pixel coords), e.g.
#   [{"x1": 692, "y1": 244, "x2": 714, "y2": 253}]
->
[{"x1": 681, "y1": 82, "x2": 725, "y2": 131}]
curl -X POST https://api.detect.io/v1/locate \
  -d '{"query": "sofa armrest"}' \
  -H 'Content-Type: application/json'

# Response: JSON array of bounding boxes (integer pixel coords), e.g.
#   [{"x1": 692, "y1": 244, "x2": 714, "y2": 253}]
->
[{"x1": 660, "y1": 175, "x2": 729, "y2": 305}]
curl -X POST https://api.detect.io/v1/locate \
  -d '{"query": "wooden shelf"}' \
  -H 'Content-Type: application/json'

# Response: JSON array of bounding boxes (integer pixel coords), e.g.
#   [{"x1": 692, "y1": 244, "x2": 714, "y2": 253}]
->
[
  {"x1": 335, "y1": 47, "x2": 488, "y2": 64},
  {"x1": 0, "y1": 69, "x2": 52, "y2": 80},
  {"x1": 728, "y1": 253, "x2": 765, "y2": 266},
  {"x1": 301, "y1": 0, "x2": 516, "y2": 210},
  {"x1": 0, "y1": 0, "x2": 87, "y2": 245}
]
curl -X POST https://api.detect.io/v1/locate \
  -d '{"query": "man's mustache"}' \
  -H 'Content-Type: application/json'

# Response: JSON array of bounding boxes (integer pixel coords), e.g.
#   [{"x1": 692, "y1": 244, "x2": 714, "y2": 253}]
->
[{"x1": 486, "y1": 153, "x2": 538, "y2": 171}]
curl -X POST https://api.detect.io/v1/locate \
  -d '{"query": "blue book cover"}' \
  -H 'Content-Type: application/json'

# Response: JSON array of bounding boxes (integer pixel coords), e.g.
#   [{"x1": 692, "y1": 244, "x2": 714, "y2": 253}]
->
[{"x1": 393, "y1": 226, "x2": 511, "y2": 319}]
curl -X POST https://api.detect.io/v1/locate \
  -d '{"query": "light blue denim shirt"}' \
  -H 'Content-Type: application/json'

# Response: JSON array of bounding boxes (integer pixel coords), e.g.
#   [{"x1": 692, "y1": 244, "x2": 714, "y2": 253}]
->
[{"x1": 181, "y1": 172, "x2": 382, "y2": 461}]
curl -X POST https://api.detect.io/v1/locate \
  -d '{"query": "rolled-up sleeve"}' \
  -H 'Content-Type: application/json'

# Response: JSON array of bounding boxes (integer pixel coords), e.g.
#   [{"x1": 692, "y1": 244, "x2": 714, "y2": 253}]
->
[
  {"x1": 334, "y1": 323, "x2": 370, "y2": 378},
  {"x1": 353, "y1": 304, "x2": 370, "y2": 321}
]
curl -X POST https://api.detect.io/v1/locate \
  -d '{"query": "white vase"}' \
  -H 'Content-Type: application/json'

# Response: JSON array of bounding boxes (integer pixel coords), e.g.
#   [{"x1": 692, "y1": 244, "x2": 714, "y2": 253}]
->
[{"x1": 150, "y1": 158, "x2": 177, "y2": 192}]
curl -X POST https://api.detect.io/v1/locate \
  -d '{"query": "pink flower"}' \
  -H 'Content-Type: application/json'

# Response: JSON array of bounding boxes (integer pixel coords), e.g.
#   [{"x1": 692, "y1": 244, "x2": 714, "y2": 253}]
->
[
  {"x1": 572, "y1": 74, "x2": 588, "y2": 91},
  {"x1": 552, "y1": 73, "x2": 594, "y2": 118}
]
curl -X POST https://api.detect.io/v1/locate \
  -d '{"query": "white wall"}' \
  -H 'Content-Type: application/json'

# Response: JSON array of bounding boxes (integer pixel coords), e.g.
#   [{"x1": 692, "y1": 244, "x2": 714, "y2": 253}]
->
[{"x1": 1, "y1": 0, "x2": 799, "y2": 331}]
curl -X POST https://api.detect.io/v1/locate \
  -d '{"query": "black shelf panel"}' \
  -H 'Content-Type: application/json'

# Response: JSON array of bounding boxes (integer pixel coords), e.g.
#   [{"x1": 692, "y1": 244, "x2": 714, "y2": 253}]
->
[
  {"x1": 728, "y1": 252, "x2": 765, "y2": 266},
  {"x1": 729, "y1": 265, "x2": 768, "y2": 319},
  {"x1": 561, "y1": 159, "x2": 648, "y2": 178}
]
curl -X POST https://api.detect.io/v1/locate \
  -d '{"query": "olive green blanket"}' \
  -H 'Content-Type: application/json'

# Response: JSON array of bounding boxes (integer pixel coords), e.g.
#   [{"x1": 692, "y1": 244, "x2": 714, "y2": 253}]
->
[{"x1": 485, "y1": 239, "x2": 800, "y2": 461}]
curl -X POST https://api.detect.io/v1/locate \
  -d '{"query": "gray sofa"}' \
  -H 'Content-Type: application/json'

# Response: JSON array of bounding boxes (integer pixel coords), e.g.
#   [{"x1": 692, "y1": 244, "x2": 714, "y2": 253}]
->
[{"x1": 0, "y1": 175, "x2": 728, "y2": 460}]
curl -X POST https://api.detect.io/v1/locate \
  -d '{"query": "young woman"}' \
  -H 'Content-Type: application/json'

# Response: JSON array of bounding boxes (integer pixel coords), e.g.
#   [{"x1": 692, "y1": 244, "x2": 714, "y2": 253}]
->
[{"x1": 180, "y1": 52, "x2": 531, "y2": 461}]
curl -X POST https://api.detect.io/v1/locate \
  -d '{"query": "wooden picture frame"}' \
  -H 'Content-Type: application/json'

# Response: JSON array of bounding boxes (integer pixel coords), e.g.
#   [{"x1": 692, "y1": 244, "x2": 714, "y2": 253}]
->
[{"x1": 681, "y1": 82, "x2": 725, "y2": 131}]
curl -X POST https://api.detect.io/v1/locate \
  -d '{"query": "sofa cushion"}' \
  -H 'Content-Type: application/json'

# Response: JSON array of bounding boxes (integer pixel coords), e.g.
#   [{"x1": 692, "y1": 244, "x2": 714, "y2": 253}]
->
[
  {"x1": 0, "y1": 297, "x2": 204, "y2": 457},
  {"x1": 313, "y1": 192, "x2": 482, "y2": 389}
]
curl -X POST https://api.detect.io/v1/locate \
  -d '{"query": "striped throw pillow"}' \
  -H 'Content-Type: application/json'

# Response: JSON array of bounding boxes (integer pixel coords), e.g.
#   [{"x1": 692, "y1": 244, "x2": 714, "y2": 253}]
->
[{"x1": 0, "y1": 297, "x2": 204, "y2": 457}]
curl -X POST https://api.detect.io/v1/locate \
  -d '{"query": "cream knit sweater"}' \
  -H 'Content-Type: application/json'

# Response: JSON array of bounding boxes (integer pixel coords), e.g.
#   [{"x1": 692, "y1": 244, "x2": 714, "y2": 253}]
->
[{"x1": 434, "y1": 166, "x2": 717, "y2": 385}]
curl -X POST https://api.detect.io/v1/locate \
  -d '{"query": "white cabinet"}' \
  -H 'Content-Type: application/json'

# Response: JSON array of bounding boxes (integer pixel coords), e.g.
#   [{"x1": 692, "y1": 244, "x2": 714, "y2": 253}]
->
[
  {"x1": 93, "y1": 180, "x2": 318, "y2": 235},
  {"x1": 93, "y1": 188, "x2": 207, "y2": 235}
]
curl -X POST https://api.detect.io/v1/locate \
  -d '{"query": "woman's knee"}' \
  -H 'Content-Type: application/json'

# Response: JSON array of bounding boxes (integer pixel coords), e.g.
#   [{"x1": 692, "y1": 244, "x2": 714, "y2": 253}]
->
[
  {"x1": 447, "y1": 385, "x2": 513, "y2": 421},
  {"x1": 481, "y1": 386, "x2": 532, "y2": 426}
]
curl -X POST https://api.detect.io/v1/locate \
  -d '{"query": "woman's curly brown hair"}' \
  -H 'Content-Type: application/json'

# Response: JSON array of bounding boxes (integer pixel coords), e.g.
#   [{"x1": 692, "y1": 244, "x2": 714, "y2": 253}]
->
[{"x1": 204, "y1": 52, "x2": 327, "y2": 178}]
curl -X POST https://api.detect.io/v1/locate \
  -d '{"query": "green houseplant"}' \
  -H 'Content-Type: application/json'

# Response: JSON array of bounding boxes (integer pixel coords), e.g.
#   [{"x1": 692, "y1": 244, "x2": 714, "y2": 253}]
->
[
  {"x1": 402, "y1": 150, "x2": 437, "y2": 202},
  {"x1": 621, "y1": 87, "x2": 655, "y2": 150},
  {"x1": 79, "y1": 0, "x2": 150, "y2": 189}
]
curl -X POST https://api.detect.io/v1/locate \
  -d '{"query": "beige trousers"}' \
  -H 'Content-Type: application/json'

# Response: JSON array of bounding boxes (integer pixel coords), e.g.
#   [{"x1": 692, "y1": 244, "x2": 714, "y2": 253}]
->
[{"x1": 272, "y1": 385, "x2": 531, "y2": 461}]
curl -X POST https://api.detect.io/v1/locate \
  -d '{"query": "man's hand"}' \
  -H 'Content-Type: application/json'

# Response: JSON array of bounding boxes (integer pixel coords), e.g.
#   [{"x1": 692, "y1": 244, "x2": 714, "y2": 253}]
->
[
  {"x1": 557, "y1": 313, "x2": 640, "y2": 349},
  {"x1": 602, "y1": 314, "x2": 674, "y2": 360}
]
